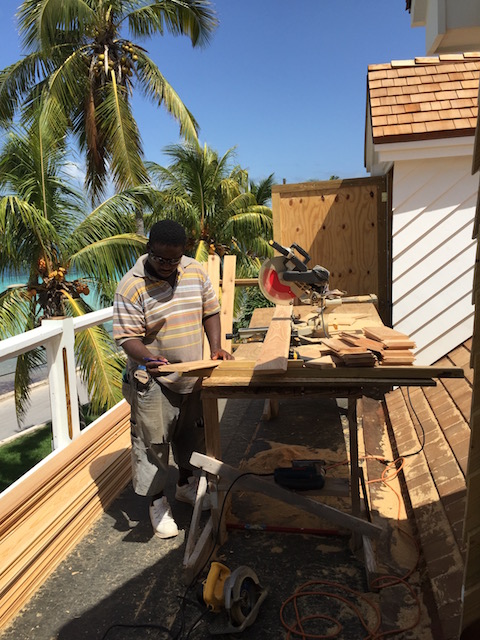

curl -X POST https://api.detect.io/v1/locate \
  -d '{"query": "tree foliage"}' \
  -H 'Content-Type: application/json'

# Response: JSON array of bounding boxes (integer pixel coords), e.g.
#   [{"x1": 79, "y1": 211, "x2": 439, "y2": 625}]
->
[
  {"x1": 0, "y1": 0, "x2": 218, "y2": 202},
  {"x1": 146, "y1": 142, "x2": 274, "y2": 273},
  {"x1": 0, "y1": 110, "x2": 148, "y2": 419}
]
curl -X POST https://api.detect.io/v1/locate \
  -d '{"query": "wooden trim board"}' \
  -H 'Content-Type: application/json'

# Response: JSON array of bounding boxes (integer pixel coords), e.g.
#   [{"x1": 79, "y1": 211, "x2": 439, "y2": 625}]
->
[
  {"x1": 156, "y1": 360, "x2": 222, "y2": 374},
  {"x1": 253, "y1": 304, "x2": 293, "y2": 373},
  {"x1": 0, "y1": 401, "x2": 132, "y2": 629}
]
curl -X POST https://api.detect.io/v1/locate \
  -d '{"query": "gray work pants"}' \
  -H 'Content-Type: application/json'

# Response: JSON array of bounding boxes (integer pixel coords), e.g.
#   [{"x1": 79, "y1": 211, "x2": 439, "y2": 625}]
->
[{"x1": 124, "y1": 376, "x2": 204, "y2": 496}]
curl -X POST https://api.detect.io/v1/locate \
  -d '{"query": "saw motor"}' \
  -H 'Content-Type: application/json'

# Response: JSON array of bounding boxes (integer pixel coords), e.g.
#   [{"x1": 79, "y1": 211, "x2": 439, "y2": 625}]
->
[{"x1": 258, "y1": 240, "x2": 330, "y2": 305}]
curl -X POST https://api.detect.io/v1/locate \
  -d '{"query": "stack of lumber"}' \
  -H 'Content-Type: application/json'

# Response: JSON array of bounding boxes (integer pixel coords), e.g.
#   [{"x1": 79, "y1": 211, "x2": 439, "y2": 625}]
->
[
  {"x1": 363, "y1": 326, "x2": 416, "y2": 365},
  {"x1": 0, "y1": 401, "x2": 132, "y2": 629},
  {"x1": 320, "y1": 337, "x2": 378, "y2": 367},
  {"x1": 317, "y1": 327, "x2": 416, "y2": 368}
]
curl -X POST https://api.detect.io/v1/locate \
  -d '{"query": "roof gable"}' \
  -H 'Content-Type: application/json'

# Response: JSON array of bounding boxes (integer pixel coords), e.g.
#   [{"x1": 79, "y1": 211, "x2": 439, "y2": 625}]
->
[{"x1": 367, "y1": 53, "x2": 480, "y2": 144}]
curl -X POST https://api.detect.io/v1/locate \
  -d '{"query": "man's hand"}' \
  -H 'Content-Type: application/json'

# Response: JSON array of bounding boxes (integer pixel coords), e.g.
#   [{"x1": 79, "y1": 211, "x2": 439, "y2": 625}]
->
[
  {"x1": 211, "y1": 348, "x2": 234, "y2": 361},
  {"x1": 203, "y1": 313, "x2": 234, "y2": 361},
  {"x1": 143, "y1": 356, "x2": 169, "y2": 377}
]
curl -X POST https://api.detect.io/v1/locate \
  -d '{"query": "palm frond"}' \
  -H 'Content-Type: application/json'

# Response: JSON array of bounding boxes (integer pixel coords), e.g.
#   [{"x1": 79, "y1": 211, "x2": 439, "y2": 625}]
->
[
  {"x1": 69, "y1": 233, "x2": 146, "y2": 299},
  {"x1": 95, "y1": 73, "x2": 149, "y2": 190},
  {"x1": 0, "y1": 52, "x2": 50, "y2": 125},
  {"x1": 135, "y1": 52, "x2": 199, "y2": 142},
  {"x1": 17, "y1": 0, "x2": 95, "y2": 51},
  {"x1": 0, "y1": 288, "x2": 34, "y2": 338},
  {"x1": 63, "y1": 291, "x2": 124, "y2": 413},
  {"x1": 14, "y1": 347, "x2": 46, "y2": 422},
  {"x1": 43, "y1": 45, "x2": 91, "y2": 125},
  {"x1": 250, "y1": 173, "x2": 276, "y2": 205},
  {"x1": 0, "y1": 196, "x2": 62, "y2": 269},
  {"x1": 126, "y1": 0, "x2": 218, "y2": 46},
  {"x1": 71, "y1": 190, "x2": 141, "y2": 244},
  {"x1": 195, "y1": 239, "x2": 209, "y2": 263}
]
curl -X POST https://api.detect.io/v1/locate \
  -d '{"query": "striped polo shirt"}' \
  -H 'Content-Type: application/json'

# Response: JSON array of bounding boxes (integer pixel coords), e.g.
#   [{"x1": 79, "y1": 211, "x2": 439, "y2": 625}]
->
[{"x1": 113, "y1": 254, "x2": 220, "y2": 393}]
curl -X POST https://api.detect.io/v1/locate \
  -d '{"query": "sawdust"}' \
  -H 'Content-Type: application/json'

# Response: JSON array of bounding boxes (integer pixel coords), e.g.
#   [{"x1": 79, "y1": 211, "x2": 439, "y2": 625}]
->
[
  {"x1": 231, "y1": 442, "x2": 351, "y2": 531},
  {"x1": 239, "y1": 441, "x2": 349, "y2": 473}
]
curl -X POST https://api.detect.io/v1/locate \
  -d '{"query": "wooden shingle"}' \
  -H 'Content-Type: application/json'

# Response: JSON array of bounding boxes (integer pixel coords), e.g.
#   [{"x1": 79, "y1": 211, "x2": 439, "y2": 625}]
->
[{"x1": 368, "y1": 54, "x2": 480, "y2": 143}]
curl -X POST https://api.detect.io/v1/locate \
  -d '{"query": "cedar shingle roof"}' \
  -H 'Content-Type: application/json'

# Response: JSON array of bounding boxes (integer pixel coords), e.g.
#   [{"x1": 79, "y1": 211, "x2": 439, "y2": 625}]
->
[{"x1": 367, "y1": 53, "x2": 480, "y2": 144}]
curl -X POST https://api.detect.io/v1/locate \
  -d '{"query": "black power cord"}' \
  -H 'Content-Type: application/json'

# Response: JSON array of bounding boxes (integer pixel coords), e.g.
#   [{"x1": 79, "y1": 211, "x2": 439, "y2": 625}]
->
[
  {"x1": 100, "y1": 470, "x2": 274, "y2": 640},
  {"x1": 177, "y1": 470, "x2": 274, "y2": 639}
]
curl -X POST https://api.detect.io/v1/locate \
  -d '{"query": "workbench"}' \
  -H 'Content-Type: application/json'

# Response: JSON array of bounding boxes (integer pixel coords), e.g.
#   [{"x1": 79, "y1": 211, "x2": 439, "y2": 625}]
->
[{"x1": 182, "y1": 303, "x2": 464, "y2": 582}]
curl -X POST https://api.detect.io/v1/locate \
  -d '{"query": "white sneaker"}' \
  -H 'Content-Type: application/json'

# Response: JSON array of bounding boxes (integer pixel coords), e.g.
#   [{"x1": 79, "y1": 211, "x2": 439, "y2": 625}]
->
[
  {"x1": 149, "y1": 496, "x2": 178, "y2": 539},
  {"x1": 175, "y1": 477, "x2": 211, "y2": 511}
]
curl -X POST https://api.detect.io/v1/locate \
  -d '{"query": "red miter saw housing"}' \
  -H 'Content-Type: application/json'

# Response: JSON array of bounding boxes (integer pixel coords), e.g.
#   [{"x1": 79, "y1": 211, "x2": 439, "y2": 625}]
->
[{"x1": 258, "y1": 240, "x2": 330, "y2": 305}]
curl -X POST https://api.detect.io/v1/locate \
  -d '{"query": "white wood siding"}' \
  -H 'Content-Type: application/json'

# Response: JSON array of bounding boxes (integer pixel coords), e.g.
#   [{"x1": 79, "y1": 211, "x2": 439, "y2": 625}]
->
[{"x1": 391, "y1": 156, "x2": 476, "y2": 364}]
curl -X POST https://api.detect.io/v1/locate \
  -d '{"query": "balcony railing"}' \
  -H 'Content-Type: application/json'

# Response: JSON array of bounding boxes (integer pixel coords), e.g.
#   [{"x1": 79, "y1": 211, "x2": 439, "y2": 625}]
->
[{"x1": 0, "y1": 307, "x2": 114, "y2": 450}]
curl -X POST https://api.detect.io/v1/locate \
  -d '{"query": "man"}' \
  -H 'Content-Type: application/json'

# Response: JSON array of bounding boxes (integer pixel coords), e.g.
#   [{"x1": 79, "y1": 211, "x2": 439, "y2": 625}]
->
[{"x1": 113, "y1": 220, "x2": 233, "y2": 539}]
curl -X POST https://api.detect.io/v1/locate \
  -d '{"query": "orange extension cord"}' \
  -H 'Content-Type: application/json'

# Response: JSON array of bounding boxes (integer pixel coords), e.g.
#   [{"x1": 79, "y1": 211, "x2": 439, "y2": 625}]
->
[{"x1": 279, "y1": 455, "x2": 422, "y2": 639}]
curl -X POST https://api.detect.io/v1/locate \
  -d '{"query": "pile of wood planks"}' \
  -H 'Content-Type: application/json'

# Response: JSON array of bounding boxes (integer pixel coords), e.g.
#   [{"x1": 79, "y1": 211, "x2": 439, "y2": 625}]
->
[
  {"x1": 307, "y1": 327, "x2": 416, "y2": 367},
  {"x1": 321, "y1": 337, "x2": 378, "y2": 367},
  {"x1": 363, "y1": 326, "x2": 416, "y2": 365},
  {"x1": 0, "y1": 401, "x2": 132, "y2": 629}
]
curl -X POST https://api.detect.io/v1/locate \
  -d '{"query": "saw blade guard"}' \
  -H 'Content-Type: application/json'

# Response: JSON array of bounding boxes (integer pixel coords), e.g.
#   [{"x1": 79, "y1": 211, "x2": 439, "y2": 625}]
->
[
  {"x1": 258, "y1": 257, "x2": 301, "y2": 305},
  {"x1": 223, "y1": 566, "x2": 268, "y2": 631}
]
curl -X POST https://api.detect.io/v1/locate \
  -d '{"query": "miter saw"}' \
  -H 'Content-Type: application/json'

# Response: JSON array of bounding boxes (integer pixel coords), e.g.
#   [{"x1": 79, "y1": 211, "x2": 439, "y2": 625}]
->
[
  {"x1": 232, "y1": 240, "x2": 376, "y2": 344},
  {"x1": 200, "y1": 562, "x2": 268, "y2": 634},
  {"x1": 258, "y1": 240, "x2": 330, "y2": 306}
]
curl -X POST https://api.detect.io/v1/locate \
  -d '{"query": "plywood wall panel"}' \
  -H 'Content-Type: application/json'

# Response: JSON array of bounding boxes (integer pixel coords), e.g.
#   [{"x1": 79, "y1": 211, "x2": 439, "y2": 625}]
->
[{"x1": 272, "y1": 178, "x2": 389, "y2": 319}]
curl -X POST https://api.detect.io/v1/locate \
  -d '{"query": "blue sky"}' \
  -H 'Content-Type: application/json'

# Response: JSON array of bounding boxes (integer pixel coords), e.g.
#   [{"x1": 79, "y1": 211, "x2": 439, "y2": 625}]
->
[{"x1": 0, "y1": 1, "x2": 426, "y2": 184}]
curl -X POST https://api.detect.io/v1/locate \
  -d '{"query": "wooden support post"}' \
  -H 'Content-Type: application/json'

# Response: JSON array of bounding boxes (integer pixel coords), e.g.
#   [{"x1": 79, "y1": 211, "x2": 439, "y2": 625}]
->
[
  {"x1": 348, "y1": 395, "x2": 362, "y2": 550},
  {"x1": 202, "y1": 397, "x2": 221, "y2": 459},
  {"x1": 184, "y1": 472, "x2": 209, "y2": 561},
  {"x1": 220, "y1": 255, "x2": 236, "y2": 353},
  {"x1": 201, "y1": 396, "x2": 227, "y2": 544},
  {"x1": 203, "y1": 254, "x2": 221, "y2": 357},
  {"x1": 261, "y1": 398, "x2": 279, "y2": 421},
  {"x1": 348, "y1": 396, "x2": 361, "y2": 518}
]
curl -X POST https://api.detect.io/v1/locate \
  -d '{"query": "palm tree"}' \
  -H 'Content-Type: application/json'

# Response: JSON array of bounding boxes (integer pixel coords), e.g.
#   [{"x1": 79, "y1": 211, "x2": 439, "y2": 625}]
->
[
  {"x1": 146, "y1": 142, "x2": 274, "y2": 272},
  {"x1": 249, "y1": 173, "x2": 275, "y2": 207},
  {"x1": 0, "y1": 0, "x2": 217, "y2": 216},
  {"x1": 0, "y1": 107, "x2": 148, "y2": 421}
]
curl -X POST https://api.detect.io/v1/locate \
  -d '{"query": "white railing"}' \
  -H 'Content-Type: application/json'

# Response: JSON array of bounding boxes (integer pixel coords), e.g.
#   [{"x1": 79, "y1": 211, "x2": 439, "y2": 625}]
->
[{"x1": 0, "y1": 307, "x2": 114, "y2": 450}]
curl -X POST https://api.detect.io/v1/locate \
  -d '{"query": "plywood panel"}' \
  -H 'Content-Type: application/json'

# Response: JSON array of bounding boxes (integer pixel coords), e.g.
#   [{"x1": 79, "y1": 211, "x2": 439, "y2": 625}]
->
[{"x1": 272, "y1": 177, "x2": 390, "y2": 324}]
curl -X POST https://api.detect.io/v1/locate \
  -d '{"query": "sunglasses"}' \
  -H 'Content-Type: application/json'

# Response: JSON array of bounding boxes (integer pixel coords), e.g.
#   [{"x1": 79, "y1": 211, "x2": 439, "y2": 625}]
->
[{"x1": 148, "y1": 251, "x2": 182, "y2": 266}]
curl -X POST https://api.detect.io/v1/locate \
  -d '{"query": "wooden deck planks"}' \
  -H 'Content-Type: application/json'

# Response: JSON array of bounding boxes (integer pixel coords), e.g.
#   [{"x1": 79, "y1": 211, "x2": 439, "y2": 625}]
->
[
  {"x1": 383, "y1": 338, "x2": 473, "y2": 639},
  {"x1": 422, "y1": 384, "x2": 471, "y2": 475},
  {"x1": 384, "y1": 388, "x2": 466, "y2": 639}
]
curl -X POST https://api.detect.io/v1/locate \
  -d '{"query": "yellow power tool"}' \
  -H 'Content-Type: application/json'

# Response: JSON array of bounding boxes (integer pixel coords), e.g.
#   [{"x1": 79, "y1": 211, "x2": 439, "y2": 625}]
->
[{"x1": 201, "y1": 561, "x2": 268, "y2": 634}]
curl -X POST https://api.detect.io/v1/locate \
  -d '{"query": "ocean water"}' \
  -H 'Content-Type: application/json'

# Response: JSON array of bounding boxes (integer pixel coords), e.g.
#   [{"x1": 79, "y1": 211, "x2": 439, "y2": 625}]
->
[{"x1": 0, "y1": 273, "x2": 106, "y2": 395}]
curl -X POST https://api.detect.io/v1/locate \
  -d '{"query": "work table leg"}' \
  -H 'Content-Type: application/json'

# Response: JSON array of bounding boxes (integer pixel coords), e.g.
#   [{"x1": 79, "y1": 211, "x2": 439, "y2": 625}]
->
[
  {"x1": 202, "y1": 396, "x2": 221, "y2": 459},
  {"x1": 347, "y1": 396, "x2": 361, "y2": 517},
  {"x1": 201, "y1": 395, "x2": 227, "y2": 544}
]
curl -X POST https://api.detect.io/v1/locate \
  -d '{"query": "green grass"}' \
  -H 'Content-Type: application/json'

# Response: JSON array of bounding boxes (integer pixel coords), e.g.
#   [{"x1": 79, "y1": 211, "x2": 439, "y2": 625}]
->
[
  {"x1": 0, "y1": 405, "x2": 102, "y2": 492},
  {"x1": 0, "y1": 425, "x2": 52, "y2": 492}
]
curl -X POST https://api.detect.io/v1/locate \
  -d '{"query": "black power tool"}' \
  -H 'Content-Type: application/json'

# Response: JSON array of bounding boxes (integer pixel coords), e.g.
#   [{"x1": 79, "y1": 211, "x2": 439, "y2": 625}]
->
[{"x1": 274, "y1": 459, "x2": 326, "y2": 491}]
